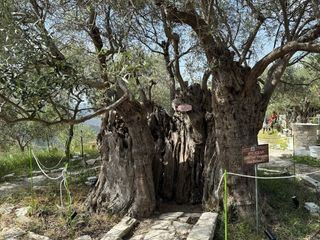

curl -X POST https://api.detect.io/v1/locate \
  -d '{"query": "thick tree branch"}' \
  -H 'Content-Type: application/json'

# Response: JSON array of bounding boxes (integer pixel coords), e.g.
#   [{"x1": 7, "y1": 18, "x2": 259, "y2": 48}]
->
[
  {"x1": 158, "y1": 2, "x2": 223, "y2": 61},
  {"x1": 249, "y1": 41, "x2": 320, "y2": 80},
  {"x1": 0, "y1": 93, "x2": 129, "y2": 126}
]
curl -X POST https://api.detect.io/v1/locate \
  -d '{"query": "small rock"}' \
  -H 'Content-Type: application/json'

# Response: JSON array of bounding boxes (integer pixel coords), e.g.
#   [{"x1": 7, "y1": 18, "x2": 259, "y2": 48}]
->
[
  {"x1": 305, "y1": 202, "x2": 320, "y2": 215},
  {"x1": 86, "y1": 159, "x2": 97, "y2": 166},
  {"x1": 15, "y1": 206, "x2": 31, "y2": 224},
  {"x1": 27, "y1": 232, "x2": 50, "y2": 240},
  {"x1": 158, "y1": 212, "x2": 184, "y2": 220},
  {"x1": 0, "y1": 227, "x2": 26, "y2": 239},
  {"x1": 32, "y1": 186, "x2": 47, "y2": 192},
  {"x1": 2, "y1": 173, "x2": 15, "y2": 180},
  {"x1": 0, "y1": 203, "x2": 15, "y2": 215},
  {"x1": 85, "y1": 176, "x2": 98, "y2": 186},
  {"x1": 75, "y1": 235, "x2": 92, "y2": 240},
  {"x1": 87, "y1": 176, "x2": 98, "y2": 182},
  {"x1": 15, "y1": 206, "x2": 31, "y2": 218}
]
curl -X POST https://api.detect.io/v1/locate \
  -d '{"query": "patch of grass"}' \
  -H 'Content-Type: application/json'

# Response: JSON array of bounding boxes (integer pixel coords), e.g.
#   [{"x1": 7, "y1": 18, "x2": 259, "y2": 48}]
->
[
  {"x1": 214, "y1": 176, "x2": 319, "y2": 240},
  {"x1": 0, "y1": 180, "x2": 118, "y2": 240},
  {"x1": 0, "y1": 146, "x2": 99, "y2": 180},
  {"x1": 259, "y1": 177, "x2": 319, "y2": 240},
  {"x1": 258, "y1": 130, "x2": 288, "y2": 149},
  {"x1": 0, "y1": 149, "x2": 65, "y2": 179},
  {"x1": 292, "y1": 155, "x2": 320, "y2": 168}
]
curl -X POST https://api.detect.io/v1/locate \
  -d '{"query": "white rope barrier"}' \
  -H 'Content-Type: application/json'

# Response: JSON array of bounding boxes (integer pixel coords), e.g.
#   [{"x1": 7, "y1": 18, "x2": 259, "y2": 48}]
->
[
  {"x1": 227, "y1": 172, "x2": 298, "y2": 179},
  {"x1": 32, "y1": 151, "x2": 64, "y2": 180},
  {"x1": 214, "y1": 168, "x2": 320, "y2": 198},
  {"x1": 31, "y1": 150, "x2": 71, "y2": 207},
  {"x1": 227, "y1": 169, "x2": 320, "y2": 180},
  {"x1": 214, "y1": 173, "x2": 225, "y2": 198},
  {"x1": 37, "y1": 156, "x2": 64, "y2": 170}
]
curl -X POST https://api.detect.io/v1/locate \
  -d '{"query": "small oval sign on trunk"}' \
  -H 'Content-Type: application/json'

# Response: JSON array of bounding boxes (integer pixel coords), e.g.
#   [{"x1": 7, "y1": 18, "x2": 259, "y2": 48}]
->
[{"x1": 177, "y1": 104, "x2": 192, "y2": 112}]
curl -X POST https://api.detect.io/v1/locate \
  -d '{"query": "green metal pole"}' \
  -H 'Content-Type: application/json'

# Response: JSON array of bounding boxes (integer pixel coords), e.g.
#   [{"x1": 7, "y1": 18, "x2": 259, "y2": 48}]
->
[
  {"x1": 224, "y1": 170, "x2": 228, "y2": 240},
  {"x1": 29, "y1": 147, "x2": 33, "y2": 191}
]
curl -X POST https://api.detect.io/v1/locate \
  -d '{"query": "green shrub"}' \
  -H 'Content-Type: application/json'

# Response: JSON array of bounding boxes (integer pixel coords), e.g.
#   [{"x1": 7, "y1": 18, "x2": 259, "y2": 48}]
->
[{"x1": 292, "y1": 155, "x2": 320, "y2": 167}]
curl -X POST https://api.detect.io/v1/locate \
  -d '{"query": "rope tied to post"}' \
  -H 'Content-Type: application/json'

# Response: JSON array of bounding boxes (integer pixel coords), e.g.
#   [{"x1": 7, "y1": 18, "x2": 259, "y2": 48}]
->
[{"x1": 31, "y1": 150, "x2": 72, "y2": 208}]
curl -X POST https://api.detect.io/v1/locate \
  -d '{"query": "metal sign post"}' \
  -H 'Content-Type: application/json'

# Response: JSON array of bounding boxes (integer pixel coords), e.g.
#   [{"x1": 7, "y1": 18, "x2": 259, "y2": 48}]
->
[
  {"x1": 255, "y1": 164, "x2": 259, "y2": 234},
  {"x1": 242, "y1": 144, "x2": 269, "y2": 235},
  {"x1": 80, "y1": 130, "x2": 84, "y2": 159},
  {"x1": 224, "y1": 170, "x2": 228, "y2": 240}
]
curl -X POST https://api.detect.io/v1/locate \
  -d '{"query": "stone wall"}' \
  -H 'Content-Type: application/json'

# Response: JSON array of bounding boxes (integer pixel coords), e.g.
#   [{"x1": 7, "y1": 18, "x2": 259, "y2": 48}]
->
[{"x1": 292, "y1": 123, "x2": 320, "y2": 150}]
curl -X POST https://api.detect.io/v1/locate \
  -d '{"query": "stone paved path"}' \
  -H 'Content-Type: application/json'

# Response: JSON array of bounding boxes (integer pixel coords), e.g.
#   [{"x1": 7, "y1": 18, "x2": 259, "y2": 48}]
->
[{"x1": 111, "y1": 211, "x2": 219, "y2": 240}]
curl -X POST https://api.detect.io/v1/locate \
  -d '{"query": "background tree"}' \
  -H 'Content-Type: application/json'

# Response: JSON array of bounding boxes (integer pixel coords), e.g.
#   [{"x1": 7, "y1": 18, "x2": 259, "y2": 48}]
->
[
  {"x1": 270, "y1": 55, "x2": 320, "y2": 123},
  {"x1": 0, "y1": 121, "x2": 44, "y2": 152}
]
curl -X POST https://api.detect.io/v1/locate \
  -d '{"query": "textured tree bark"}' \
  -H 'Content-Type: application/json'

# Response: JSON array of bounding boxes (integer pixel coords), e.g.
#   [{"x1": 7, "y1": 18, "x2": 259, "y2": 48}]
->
[
  {"x1": 88, "y1": 73, "x2": 265, "y2": 217},
  {"x1": 171, "y1": 84, "x2": 210, "y2": 204},
  {"x1": 88, "y1": 100, "x2": 156, "y2": 218},
  {"x1": 88, "y1": 84, "x2": 210, "y2": 217},
  {"x1": 203, "y1": 64, "x2": 266, "y2": 213},
  {"x1": 150, "y1": 84, "x2": 210, "y2": 204}
]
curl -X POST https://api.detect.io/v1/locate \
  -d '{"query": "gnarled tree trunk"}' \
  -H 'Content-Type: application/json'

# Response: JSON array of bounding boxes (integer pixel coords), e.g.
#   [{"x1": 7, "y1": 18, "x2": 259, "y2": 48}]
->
[
  {"x1": 88, "y1": 100, "x2": 156, "y2": 218},
  {"x1": 88, "y1": 84, "x2": 211, "y2": 217},
  {"x1": 203, "y1": 64, "x2": 266, "y2": 212}
]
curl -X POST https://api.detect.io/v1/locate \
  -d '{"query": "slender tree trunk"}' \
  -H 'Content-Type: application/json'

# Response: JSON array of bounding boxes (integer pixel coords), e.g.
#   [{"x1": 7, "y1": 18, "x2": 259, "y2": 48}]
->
[
  {"x1": 65, "y1": 124, "x2": 74, "y2": 159},
  {"x1": 17, "y1": 139, "x2": 25, "y2": 152},
  {"x1": 46, "y1": 135, "x2": 51, "y2": 151}
]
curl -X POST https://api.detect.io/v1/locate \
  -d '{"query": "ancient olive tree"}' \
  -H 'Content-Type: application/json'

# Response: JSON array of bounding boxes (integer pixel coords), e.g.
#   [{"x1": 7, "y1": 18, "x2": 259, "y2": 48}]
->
[{"x1": 1, "y1": 0, "x2": 320, "y2": 218}]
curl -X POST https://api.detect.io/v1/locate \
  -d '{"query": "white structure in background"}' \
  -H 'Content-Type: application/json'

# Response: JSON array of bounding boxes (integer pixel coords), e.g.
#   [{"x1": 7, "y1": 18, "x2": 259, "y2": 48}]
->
[{"x1": 291, "y1": 123, "x2": 320, "y2": 159}]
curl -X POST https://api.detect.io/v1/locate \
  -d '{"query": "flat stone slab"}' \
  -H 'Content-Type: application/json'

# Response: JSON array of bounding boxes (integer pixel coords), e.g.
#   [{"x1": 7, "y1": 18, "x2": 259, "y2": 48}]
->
[
  {"x1": 100, "y1": 216, "x2": 138, "y2": 240},
  {"x1": 0, "y1": 203, "x2": 15, "y2": 215},
  {"x1": 75, "y1": 235, "x2": 92, "y2": 240},
  {"x1": 187, "y1": 212, "x2": 218, "y2": 240},
  {"x1": 151, "y1": 220, "x2": 173, "y2": 231},
  {"x1": 172, "y1": 220, "x2": 192, "y2": 236},
  {"x1": 158, "y1": 212, "x2": 184, "y2": 220},
  {"x1": 130, "y1": 234, "x2": 144, "y2": 240},
  {"x1": 2, "y1": 173, "x2": 15, "y2": 180},
  {"x1": 27, "y1": 232, "x2": 51, "y2": 240},
  {"x1": 0, "y1": 182, "x2": 20, "y2": 193},
  {"x1": 25, "y1": 175, "x2": 47, "y2": 184},
  {"x1": 0, "y1": 227, "x2": 26, "y2": 239},
  {"x1": 144, "y1": 229, "x2": 175, "y2": 240},
  {"x1": 305, "y1": 202, "x2": 320, "y2": 215}
]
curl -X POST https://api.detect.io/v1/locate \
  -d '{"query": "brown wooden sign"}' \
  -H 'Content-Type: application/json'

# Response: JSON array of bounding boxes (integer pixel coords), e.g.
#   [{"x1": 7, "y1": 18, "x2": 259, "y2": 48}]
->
[{"x1": 242, "y1": 144, "x2": 269, "y2": 165}]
